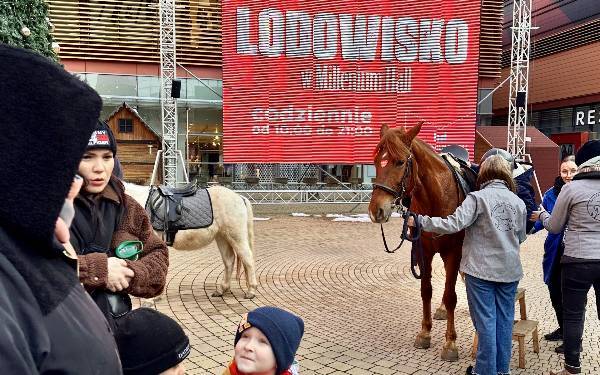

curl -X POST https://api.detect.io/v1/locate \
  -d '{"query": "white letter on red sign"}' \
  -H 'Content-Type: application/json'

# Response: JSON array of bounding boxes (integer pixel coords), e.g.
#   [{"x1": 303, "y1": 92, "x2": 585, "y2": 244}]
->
[
  {"x1": 445, "y1": 19, "x2": 469, "y2": 64},
  {"x1": 419, "y1": 19, "x2": 443, "y2": 63},
  {"x1": 381, "y1": 17, "x2": 395, "y2": 61},
  {"x1": 258, "y1": 8, "x2": 284, "y2": 57},
  {"x1": 286, "y1": 11, "x2": 312, "y2": 57},
  {"x1": 395, "y1": 18, "x2": 418, "y2": 63},
  {"x1": 236, "y1": 8, "x2": 257, "y2": 55},
  {"x1": 313, "y1": 13, "x2": 338, "y2": 59},
  {"x1": 339, "y1": 14, "x2": 381, "y2": 61}
]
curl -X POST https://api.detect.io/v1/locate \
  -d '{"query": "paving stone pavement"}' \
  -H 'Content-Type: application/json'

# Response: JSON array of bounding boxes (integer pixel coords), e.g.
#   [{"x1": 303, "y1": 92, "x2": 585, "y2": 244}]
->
[{"x1": 136, "y1": 215, "x2": 599, "y2": 375}]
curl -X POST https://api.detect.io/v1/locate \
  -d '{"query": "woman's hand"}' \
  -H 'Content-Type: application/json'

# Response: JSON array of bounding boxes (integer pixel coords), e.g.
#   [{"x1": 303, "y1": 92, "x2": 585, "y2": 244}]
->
[
  {"x1": 530, "y1": 210, "x2": 542, "y2": 222},
  {"x1": 107, "y1": 257, "x2": 135, "y2": 292},
  {"x1": 54, "y1": 176, "x2": 83, "y2": 244}
]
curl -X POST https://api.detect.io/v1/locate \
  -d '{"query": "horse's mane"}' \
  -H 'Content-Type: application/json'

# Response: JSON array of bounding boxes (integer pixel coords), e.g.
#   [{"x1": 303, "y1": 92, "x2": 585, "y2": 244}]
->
[{"x1": 374, "y1": 127, "x2": 437, "y2": 161}]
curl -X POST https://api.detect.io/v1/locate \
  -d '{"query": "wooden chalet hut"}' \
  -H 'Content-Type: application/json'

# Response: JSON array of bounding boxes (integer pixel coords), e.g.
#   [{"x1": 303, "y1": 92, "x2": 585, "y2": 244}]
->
[{"x1": 105, "y1": 103, "x2": 161, "y2": 184}]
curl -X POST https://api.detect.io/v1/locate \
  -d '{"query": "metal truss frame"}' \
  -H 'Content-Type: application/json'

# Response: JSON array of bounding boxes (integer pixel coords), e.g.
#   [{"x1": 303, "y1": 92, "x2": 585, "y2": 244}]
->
[
  {"x1": 236, "y1": 190, "x2": 372, "y2": 205},
  {"x1": 159, "y1": 0, "x2": 178, "y2": 186},
  {"x1": 507, "y1": 0, "x2": 533, "y2": 161}
]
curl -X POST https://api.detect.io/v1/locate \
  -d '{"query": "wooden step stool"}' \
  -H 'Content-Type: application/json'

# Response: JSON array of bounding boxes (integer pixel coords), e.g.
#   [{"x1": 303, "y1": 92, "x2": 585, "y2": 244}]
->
[
  {"x1": 471, "y1": 288, "x2": 539, "y2": 368},
  {"x1": 512, "y1": 319, "x2": 540, "y2": 368}
]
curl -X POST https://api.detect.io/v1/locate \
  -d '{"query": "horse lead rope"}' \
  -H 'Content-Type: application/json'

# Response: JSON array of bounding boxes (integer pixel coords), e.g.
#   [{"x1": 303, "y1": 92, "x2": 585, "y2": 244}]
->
[
  {"x1": 380, "y1": 209, "x2": 425, "y2": 280},
  {"x1": 374, "y1": 155, "x2": 426, "y2": 279}
]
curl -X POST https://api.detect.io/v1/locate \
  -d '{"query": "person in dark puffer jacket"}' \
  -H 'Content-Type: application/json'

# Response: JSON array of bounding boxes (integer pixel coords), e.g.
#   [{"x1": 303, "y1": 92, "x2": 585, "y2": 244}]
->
[{"x1": 0, "y1": 44, "x2": 122, "y2": 373}]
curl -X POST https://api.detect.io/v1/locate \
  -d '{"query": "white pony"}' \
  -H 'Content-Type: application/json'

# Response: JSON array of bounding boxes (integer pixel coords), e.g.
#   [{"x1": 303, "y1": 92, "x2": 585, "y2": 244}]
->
[{"x1": 124, "y1": 183, "x2": 258, "y2": 299}]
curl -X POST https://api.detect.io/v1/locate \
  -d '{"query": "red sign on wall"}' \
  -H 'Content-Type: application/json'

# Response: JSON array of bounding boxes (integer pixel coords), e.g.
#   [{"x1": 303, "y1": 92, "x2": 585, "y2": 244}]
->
[{"x1": 222, "y1": 0, "x2": 481, "y2": 163}]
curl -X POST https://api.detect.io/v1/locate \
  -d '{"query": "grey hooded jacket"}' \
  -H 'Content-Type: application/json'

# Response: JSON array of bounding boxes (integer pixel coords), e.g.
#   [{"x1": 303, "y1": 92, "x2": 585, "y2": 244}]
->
[
  {"x1": 539, "y1": 178, "x2": 600, "y2": 261},
  {"x1": 419, "y1": 180, "x2": 527, "y2": 283}
]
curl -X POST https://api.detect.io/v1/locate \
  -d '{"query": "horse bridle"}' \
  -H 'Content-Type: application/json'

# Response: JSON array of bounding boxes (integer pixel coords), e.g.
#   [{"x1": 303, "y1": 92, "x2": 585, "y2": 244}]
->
[
  {"x1": 372, "y1": 153, "x2": 427, "y2": 279},
  {"x1": 372, "y1": 154, "x2": 414, "y2": 209}
]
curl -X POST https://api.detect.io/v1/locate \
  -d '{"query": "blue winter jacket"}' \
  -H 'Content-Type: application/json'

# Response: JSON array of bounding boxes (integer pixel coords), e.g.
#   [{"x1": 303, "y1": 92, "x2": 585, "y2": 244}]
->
[{"x1": 532, "y1": 186, "x2": 564, "y2": 284}]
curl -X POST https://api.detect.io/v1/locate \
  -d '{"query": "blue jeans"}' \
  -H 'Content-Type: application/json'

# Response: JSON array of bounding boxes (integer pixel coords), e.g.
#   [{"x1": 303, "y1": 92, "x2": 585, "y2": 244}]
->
[{"x1": 466, "y1": 274, "x2": 518, "y2": 375}]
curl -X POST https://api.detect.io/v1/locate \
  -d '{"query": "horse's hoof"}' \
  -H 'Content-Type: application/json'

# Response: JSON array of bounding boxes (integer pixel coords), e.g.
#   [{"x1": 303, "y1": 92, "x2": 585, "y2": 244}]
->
[
  {"x1": 433, "y1": 307, "x2": 448, "y2": 320},
  {"x1": 244, "y1": 292, "x2": 255, "y2": 299},
  {"x1": 414, "y1": 335, "x2": 431, "y2": 349},
  {"x1": 441, "y1": 347, "x2": 459, "y2": 362},
  {"x1": 211, "y1": 290, "x2": 223, "y2": 297}
]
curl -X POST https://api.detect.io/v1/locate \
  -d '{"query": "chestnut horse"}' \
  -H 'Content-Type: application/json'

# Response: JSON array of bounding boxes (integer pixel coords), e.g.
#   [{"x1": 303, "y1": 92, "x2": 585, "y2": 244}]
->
[{"x1": 369, "y1": 123, "x2": 465, "y2": 361}]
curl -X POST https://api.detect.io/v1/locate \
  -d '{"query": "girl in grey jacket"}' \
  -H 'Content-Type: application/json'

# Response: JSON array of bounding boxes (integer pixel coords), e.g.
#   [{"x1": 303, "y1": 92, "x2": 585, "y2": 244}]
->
[
  {"x1": 410, "y1": 155, "x2": 527, "y2": 375},
  {"x1": 533, "y1": 140, "x2": 600, "y2": 375}
]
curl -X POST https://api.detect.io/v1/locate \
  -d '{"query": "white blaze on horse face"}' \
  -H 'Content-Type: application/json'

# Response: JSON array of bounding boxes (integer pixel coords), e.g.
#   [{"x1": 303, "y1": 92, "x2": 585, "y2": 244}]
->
[{"x1": 380, "y1": 152, "x2": 388, "y2": 168}]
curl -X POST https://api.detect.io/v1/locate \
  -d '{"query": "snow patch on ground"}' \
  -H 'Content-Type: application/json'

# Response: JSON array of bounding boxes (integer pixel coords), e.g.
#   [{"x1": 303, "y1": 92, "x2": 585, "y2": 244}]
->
[
  {"x1": 332, "y1": 215, "x2": 372, "y2": 222},
  {"x1": 253, "y1": 217, "x2": 271, "y2": 221},
  {"x1": 288, "y1": 212, "x2": 399, "y2": 222}
]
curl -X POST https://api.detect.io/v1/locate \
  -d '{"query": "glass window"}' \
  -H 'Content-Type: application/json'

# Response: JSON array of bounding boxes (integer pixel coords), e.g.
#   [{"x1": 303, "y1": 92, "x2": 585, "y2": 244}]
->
[
  {"x1": 135, "y1": 106, "x2": 162, "y2": 134},
  {"x1": 118, "y1": 118, "x2": 133, "y2": 133},
  {"x1": 86, "y1": 74, "x2": 137, "y2": 97},
  {"x1": 138, "y1": 76, "x2": 160, "y2": 98},
  {"x1": 186, "y1": 78, "x2": 222, "y2": 100},
  {"x1": 477, "y1": 89, "x2": 493, "y2": 115}
]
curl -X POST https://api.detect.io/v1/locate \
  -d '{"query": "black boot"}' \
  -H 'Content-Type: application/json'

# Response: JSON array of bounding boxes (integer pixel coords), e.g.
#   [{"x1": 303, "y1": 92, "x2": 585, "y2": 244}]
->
[
  {"x1": 545, "y1": 328, "x2": 563, "y2": 341},
  {"x1": 466, "y1": 365, "x2": 473, "y2": 374},
  {"x1": 555, "y1": 343, "x2": 583, "y2": 354}
]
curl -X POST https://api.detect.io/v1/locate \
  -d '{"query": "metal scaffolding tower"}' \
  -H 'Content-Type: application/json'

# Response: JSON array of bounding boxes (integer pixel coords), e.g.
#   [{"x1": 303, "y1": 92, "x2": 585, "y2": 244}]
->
[
  {"x1": 507, "y1": 0, "x2": 533, "y2": 160},
  {"x1": 159, "y1": 0, "x2": 178, "y2": 186}
]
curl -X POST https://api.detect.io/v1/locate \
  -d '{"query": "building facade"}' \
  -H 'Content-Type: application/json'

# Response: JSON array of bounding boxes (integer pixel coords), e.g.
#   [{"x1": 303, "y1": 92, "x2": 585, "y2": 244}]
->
[
  {"x1": 492, "y1": 0, "x2": 600, "y2": 160},
  {"x1": 48, "y1": 0, "x2": 505, "y2": 184}
]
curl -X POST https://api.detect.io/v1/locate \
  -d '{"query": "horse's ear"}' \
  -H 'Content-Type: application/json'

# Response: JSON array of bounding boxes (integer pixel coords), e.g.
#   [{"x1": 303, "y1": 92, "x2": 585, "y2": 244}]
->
[
  {"x1": 379, "y1": 124, "x2": 389, "y2": 138},
  {"x1": 405, "y1": 121, "x2": 424, "y2": 143}
]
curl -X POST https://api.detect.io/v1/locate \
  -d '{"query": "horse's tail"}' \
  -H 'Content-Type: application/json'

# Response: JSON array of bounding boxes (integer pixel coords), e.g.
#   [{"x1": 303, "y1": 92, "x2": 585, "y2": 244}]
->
[{"x1": 237, "y1": 195, "x2": 255, "y2": 279}]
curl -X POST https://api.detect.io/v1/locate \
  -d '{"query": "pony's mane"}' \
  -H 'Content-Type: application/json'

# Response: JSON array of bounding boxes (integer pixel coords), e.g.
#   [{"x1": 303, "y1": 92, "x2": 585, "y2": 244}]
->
[{"x1": 374, "y1": 127, "x2": 436, "y2": 161}]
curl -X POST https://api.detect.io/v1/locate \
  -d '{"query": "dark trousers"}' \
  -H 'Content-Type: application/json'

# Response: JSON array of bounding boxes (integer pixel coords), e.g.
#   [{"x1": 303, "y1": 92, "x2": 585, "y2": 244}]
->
[
  {"x1": 547, "y1": 248, "x2": 564, "y2": 332},
  {"x1": 561, "y1": 262, "x2": 600, "y2": 373}
]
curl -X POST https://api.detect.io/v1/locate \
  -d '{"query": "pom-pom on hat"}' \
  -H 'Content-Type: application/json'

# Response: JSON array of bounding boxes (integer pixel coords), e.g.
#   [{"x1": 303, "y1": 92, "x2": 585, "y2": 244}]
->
[
  {"x1": 575, "y1": 139, "x2": 600, "y2": 166},
  {"x1": 234, "y1": 306, "x2": 304, "y2": 374},
  {"x1": 87, "y1": 120, "x2": 117, "y2": 156},
  {"x1": 115, "y1": 308, "x2": 190, "y2": 375}
]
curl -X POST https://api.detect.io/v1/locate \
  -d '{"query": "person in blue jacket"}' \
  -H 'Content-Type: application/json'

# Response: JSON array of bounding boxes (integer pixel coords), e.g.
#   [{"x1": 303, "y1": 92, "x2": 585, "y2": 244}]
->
[{"x1": 531, "y1": 155, "x2": 577, "y2": 351}]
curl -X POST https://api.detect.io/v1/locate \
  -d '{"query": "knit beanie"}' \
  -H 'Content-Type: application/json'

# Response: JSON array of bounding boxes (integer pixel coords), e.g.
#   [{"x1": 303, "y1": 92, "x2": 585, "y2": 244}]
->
[
  {"x1": 234, "y1": 306, "x2": 304, "y2": 374},
  {"x1": 87, "y1": 120, "x2": 117, "y2": 156},
  {"x1": 575, "y1": 139, "x2": 600, "y2": 166},
  {"x1": 115, "y1": 308, "x2": 190, "y2": 375}
]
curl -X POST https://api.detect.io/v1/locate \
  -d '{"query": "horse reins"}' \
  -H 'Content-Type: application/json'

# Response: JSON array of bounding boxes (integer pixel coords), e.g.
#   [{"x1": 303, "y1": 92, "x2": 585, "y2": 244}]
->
[{"x1": 373, "y1": 155, "x2": 427, "y2": 279}]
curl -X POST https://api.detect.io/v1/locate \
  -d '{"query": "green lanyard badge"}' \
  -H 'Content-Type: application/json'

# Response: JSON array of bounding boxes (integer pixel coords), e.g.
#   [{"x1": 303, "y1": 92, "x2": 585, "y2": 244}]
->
[{"x1": 115, "y1": 240, "x2": 143, "y2": 261}]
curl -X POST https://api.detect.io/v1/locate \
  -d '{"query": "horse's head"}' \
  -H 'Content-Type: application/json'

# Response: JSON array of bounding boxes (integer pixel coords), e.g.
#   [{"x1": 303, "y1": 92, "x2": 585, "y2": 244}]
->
[{"x1": 369, "y1": 122, "x2": 423, "y2": 223}]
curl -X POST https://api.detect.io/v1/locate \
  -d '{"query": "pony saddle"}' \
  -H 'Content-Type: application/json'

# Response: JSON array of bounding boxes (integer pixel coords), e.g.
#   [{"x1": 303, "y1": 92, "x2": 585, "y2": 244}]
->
[
  {"x1": 440, "y1": 150, "x2": 477, "y2": 196},
  {"x1": 146, "y1": 183, "x2": 214, "y2": 245}
]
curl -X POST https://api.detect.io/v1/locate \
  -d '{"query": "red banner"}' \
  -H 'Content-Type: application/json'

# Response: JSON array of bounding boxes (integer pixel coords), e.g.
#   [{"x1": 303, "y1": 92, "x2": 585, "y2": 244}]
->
[{"x1": 222, "y1": 0, "x2": 481, "y2": 163}]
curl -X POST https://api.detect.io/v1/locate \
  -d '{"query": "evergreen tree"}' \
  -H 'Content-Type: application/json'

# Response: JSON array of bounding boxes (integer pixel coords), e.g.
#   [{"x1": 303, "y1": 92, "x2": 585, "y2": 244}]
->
[{"x1": 0, "y1": 0, "x2": 57, "y2": 60}]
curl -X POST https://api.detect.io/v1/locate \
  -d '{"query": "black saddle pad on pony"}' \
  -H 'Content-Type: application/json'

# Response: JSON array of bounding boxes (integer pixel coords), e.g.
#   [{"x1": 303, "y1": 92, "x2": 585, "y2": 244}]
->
[{"x1": 146, "y1": 185, "x2": 214, "y2": 231}]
